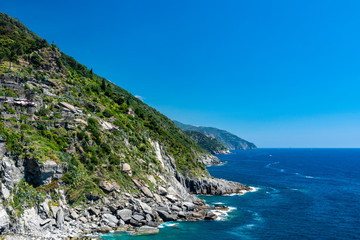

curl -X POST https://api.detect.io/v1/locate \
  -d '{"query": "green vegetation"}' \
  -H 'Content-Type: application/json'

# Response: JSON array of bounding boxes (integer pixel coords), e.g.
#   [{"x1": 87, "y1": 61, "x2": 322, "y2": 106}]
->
[
  {"x1": 0, "y1": 13, "x2": 49, "y2": 63},
  {"x1": 185, "y1": 130, "x2": 228, "y2": 154},
  {"x1": 174, "y1": 121, "x2": 257, "y2": 150}
]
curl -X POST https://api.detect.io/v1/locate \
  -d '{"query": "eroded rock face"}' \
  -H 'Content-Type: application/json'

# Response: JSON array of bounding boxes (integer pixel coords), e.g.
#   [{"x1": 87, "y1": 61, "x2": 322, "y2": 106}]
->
[
  {"x1": 0, "y1": 156, "x2": 23, "y2": 190},
  {"x1": 24, "y1": 159, "x2": 65, "y2": 186},
  {"x1": 182, "y1": 177, "x2": 251, "y2": 195},
  {"x1": 0, "y1": 205, "x2": 10, "y2": 233}
]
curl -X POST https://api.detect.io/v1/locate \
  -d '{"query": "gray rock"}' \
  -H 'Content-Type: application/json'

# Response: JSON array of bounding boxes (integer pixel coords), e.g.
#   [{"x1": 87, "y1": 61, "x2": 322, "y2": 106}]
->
[
  {"x1": 0, "y1": 157, "x2": 22, "y2": 190},
  {"x1": 183, "y1": 202, "x2": 196, "y2": 211},
  {"x1": 0, "y1": 205, "x2": 10, "y2": 232},
  {"x1": 178, "y1": 211, "x2": 186, "y2": 218},
  {"x1": 166, "y1": 195, "x2": 178, "y2": 203},
  {"x1": 146, "y1": 214, "x2": 152, "y2": 222},
  {"x1": 158, "y1": 186, "x2": 167, "y2": 196},
  {"x1": 153, "y1": 193, "x2": 162, "y2": 203},
  {"x1": 88, "y1": 207, "x2": 100, "y2": 216},
  {"x1": 79, "y1": 216, "x2": 88, "y2": 223},
  {"x1": 1, "y1": 183, "x2": 10, "y2": 200},
  {"x1": 70, "y1": 209, "x2": 79, "y2": 219},
  {"x1": 156, "y1": 210, "x2": 177, "y2": 221},
  {"x1": 146, "y1": 221, "x2": 158, "y2": 228},
  {"x1": 171, "y1": 205, "x2": 182, "y2": 212},
  {"x1": 129, "y1": 219, "x2": 141, "y2": 227},
  {"x1": 50, "y1": 205, "x2": 59, "y2": 218},
  {"x1": 183, "y1": 176, "x2": 251, "y2": 195},
  {"x1": 103, "y1": 213, "x2": 118, "y2": 225},
  {"x1": 21, "y1": 207, "x2": 42, "y2": 233},
  {"x1": 141, "y1": 186, "x2": 153, "y2": 198},
  {"x1": 99, "y1": 180, "x2": 114, "y2": 193},
  {"x1": 102, "y1": 197, "x2": 110, "y2": 205},
  {"x1": 116, "y1": 209, "x2": 132, "y2": 222},
  {"x1": 138, "y1": 201, "x2": 152, "y2": 214},
  {"x1": 132, "y1": 214, "x2": 144, "y2": 221},
  {"x1": 56, "y1": 208, "x2": 64, "y2": 228}
]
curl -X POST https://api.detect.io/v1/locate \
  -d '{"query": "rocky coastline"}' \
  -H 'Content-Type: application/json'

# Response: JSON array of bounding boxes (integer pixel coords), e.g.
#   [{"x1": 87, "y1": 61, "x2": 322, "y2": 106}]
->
[{"x1": 0, "y1": 141, "x2": 251, "y2": 240}]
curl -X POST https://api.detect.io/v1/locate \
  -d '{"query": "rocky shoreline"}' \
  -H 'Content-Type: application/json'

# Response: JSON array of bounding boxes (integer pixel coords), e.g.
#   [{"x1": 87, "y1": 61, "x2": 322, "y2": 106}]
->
[{"x1": 0, "y1": 141, "x2": 251, "y2": 240}]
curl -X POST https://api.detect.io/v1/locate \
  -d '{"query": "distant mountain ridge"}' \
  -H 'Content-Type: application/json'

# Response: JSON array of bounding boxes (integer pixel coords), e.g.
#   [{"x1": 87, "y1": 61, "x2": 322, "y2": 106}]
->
[
  {"x1": 174, "y1": 121, "x2": 257, "y2": 150},
  {"x1": 184, "y1": 130, "x2": 230, "y2": 155}
]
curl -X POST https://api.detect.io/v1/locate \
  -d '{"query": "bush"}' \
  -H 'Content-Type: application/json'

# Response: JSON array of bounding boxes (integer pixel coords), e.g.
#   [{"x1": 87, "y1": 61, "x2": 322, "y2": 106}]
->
[
  {"x1": 30, "y1": 53, "x2": 42, "y2": 68},
  {"x1": 20, "y1": 124, "x2": 32, "y2": 131},
  {"x1": 102, "y1": 109, "x2": 113, "y2": 118},
  {"x1": 35, "y1": 107, "x2": 49, "y2": 117}
]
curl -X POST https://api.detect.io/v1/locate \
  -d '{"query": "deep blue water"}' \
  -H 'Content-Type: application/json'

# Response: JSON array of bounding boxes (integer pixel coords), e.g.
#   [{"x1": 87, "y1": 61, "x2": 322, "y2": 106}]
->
[{"x1": 102, "y1": 149, "x2": 360, "y2": 240}]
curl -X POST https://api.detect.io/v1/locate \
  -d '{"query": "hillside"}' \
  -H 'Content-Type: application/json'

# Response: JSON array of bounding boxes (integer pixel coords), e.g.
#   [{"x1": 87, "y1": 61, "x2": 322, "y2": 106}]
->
[
  {"x1": 174, "y1": 121, "x2": 257, "y2": 150},
  {"x1": 185, "y1": 130, "x2": 229, "y2": 155},
  {"x1": 0, "y1": 13, "x2": 250, "y2": 238}
]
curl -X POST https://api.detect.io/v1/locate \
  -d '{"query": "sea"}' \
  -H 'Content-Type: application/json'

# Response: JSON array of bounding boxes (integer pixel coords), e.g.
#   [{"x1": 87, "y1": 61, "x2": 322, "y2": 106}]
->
[{"x1": 101, "y1": 149, "x2": 360, "y2": 240}]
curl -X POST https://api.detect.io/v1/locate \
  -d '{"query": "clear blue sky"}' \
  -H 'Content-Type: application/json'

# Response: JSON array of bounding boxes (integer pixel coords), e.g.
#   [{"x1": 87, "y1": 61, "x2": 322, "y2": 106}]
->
[{"x1": 3, "y1": 0, "x2": 360, "y2": 147}]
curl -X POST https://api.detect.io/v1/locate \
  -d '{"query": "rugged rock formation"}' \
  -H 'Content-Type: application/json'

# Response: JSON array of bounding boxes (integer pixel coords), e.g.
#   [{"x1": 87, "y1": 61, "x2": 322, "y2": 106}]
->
[{"x1": 0, "y1": 140, "x2": 251, "y2": 239}]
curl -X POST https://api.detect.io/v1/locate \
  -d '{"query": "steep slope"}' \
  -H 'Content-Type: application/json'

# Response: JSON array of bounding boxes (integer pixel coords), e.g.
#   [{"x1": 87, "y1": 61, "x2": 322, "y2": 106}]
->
[
  {"x1": 0, "y1": 13, "x2": 250, "y2": 238},
  {"x1": 174, "y1": 121, "x2": 257, "y2": 150},
  {"x1": 185, "y1": 130, "x2": 229, "y2": 154}
]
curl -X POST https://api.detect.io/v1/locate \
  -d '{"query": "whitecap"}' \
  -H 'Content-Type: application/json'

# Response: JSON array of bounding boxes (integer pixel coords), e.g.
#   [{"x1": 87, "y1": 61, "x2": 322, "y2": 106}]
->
[
  {"x1": 211, "y1": 206, "x2": 236, "y2": 221},
  {"x1": 159, "y1": 222, "x2": 178, "y2": 228}
]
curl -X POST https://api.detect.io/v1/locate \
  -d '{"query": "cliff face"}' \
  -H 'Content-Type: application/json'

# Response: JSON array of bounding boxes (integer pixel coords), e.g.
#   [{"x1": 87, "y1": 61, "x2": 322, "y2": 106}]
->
[{"x1": 0, "y1": 13, "x2": 250, "y2": 238}]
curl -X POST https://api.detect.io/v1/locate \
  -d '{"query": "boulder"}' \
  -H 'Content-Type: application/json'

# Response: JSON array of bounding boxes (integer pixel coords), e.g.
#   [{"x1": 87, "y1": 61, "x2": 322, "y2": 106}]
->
[
  {"x1": 138, "y1": 201, "x2": 152, "y2": 214},
  {"x1": 183, "y1": 202, "x2": 196, "y2": 211},
  {"x1": 102, "y1": 213, "x2": 118, "y2": 226},
  {"x1": 132, "y1": 214, "x2": 145, "y2": 222},
  {"x1": 69, "y1": 209, "x2": 79, "y2": 220},
  {"x1": 79, "y1": 216, "x2": 88, "y2": 223},
  {"x1": 166, "y1": 194, "x2": 178, "y2": 203},
  {"x1": 156, "y1": 210, "x2": 177, "y2": 221},
  {"x1": 0, "y1": 205, "x2": 10, "y2": 232},
  {"x1": 140, "y1": 186, "x2": 153, "y2": 198},
  {"x1": 158, "y1": 186, "x2": 167, "y2": 196},
  {"x1": 88, "y1": 207, "x2": 100, "y2": 216},
  {"x1": 21, "y1": 207, "x2": 42, "y2": 233},
  {"x1": 116, "y1": 209, "x2": 132, "y2": 222},
  {"x1": 122, "y1": 163, "x2": 131, "y2": 171},
  {"x1": 56, "y1": 208, "x2": 64, "y2": 228},
  {"x1": 1, "y1": 183, "x2": 10, "y2": 200},
  {"x1": 129, "y1": 219, "x2": 141, "y2": 227},
  {"x1": 99, "y1": 181, "x2": 114, "y2": 193},
  {"x1": 38, "y1": 199, "x2": 50, "y2": 219}
]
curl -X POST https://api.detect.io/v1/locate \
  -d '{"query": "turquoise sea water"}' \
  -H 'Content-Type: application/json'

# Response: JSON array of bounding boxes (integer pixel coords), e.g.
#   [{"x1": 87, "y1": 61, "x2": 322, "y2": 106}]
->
[{"x1": 102, "y1": 149, "x2": 360, "y2": 240}]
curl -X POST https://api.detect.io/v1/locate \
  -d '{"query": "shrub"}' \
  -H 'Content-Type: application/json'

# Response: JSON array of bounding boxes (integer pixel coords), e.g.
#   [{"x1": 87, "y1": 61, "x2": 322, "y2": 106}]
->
[{"x1": 103, "y1": 109, "x2": 113, "y2": 118}]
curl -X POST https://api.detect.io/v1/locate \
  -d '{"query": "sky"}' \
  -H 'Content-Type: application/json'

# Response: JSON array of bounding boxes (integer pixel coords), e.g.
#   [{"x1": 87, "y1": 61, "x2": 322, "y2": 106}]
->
[{"x1": 2, "y1": 0, "x2": 360, "y2": 147}]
